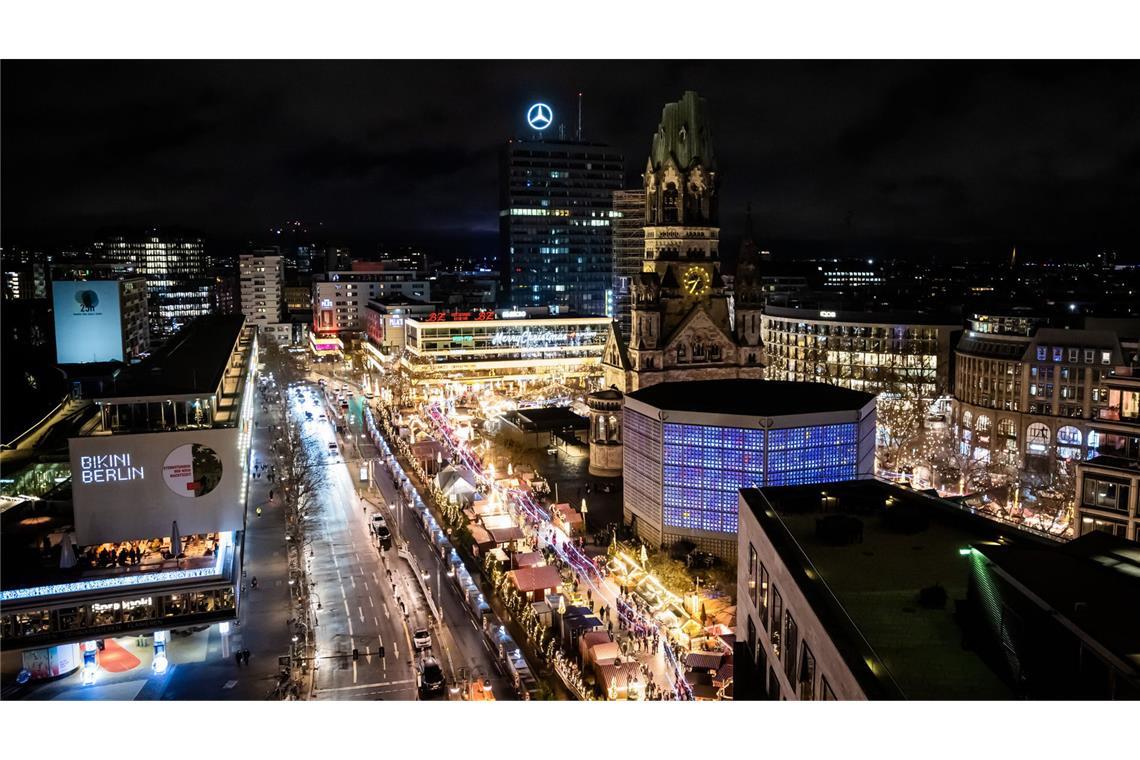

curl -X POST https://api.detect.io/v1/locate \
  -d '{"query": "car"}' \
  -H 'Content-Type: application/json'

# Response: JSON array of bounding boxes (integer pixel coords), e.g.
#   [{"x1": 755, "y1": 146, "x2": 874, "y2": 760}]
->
[
  {"x1": 304, "y1": 411, "x2": 313, "y2": 420},
  {"x1": 347, "y1": 390, "x2": 354, "y2": 397},
  {"x1": 327, "y1": 441, "x2": 338, "y2": 456},
  {"x1": 417, "y1": 656, "x2": 445, "y2": 698},
  {"x1": 412, "y1": 628, "x2": 432, "y2": 651},
  {"x1": 375, "y1": 523, "x2": 391, "y2": 545},
  {"x1": 318, "y1": 413, "x2": 327, "y2": 421},
  {"x1": 364, "y1": 392, "x2": 374, "y2": 399},
  {"x1": 369, "y1": 513, "x2": 387, "y2": 532}
]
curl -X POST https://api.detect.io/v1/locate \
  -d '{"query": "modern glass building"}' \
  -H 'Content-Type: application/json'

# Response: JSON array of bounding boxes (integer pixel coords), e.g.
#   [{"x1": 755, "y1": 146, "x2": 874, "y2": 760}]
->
[
  {"x1": 499, "y1": 136, "x2": 623, "y2": 316},
  {"x1": 95, "y1": 228, "x2": 212, "y2": 341},
  {"x1": 401, "y1": 308, "x2": 610, "y2": 388},
  {"x1": 611, "y1": 189, "x2": 646, "y2": 341},
  {"x1": 623, "y1": 379, "x2": 877, "y2": 558}
]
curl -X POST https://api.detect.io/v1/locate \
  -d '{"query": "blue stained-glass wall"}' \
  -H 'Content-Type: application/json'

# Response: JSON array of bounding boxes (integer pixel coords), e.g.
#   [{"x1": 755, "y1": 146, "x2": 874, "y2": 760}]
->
[{"x1": 661, "y1": 422, "x2": 858, "y2": 534}]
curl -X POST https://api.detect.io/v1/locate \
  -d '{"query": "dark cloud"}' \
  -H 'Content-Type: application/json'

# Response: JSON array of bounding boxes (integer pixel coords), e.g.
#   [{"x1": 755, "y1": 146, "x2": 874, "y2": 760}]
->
[{"x1": 3, "y1": 60, "x2": 1139, "y2": 258}]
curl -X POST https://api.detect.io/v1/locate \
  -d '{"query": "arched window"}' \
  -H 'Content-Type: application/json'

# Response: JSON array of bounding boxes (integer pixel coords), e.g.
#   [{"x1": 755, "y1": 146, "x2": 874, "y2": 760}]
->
[
  {"x1": 976, "y1": 415, "x2": 992, "y2": 433},
  {"x1": 998, "y1": 418, "x2": 1017, "y2": 438},
  {"x1": 1057, "y1": 425, "x2": 1082, "y2": 460},
  {"x1": 1057, "y1": 426, "x2": 1082, "y2": 445},
  {"x1": 1026, "y1": 422, "x2": 1051, "y2": 455},
  {"x1": 608, "y1": 415, "x2": 620, "y2": 443},
  {"x1": 962, "y1": 410, "x2": 973, "y2": 430},
  {"x1": 663, "y1": 184, "x2": 679, "y2": 223},
  {"x1": 676, "y1": 344, "x2": 687, "y2": 363}
]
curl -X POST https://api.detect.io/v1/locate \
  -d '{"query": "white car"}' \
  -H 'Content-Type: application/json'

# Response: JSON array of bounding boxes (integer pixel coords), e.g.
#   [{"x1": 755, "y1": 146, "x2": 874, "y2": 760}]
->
[{"x1": 413, "y1": 628, "x2": 432, "y2": 651}]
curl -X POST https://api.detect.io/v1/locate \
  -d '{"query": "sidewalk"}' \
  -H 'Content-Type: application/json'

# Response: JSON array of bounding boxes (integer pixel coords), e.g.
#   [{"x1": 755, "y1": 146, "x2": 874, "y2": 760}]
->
[{"x1": 161, "y1": 388, "x2": 296, "y2": 700}]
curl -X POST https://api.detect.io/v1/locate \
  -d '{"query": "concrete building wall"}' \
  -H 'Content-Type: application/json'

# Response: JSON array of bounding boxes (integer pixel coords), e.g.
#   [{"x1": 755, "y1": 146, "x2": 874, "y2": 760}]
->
[{"x1": 736, "y1": 500, "x2": 865, "y2": 700}]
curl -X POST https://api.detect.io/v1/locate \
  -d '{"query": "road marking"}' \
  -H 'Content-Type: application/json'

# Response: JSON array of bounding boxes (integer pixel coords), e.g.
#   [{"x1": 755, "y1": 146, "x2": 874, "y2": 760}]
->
[
  {"x1": 358, "y1": 606, "x2": 365, "y2": 623},
  {"x1": 383, "y1": 605, "x2": 390, "y2": 619},
  {"x1": 314, "y1": 679, "x2": 415, "y2": 693},
  {"x1": 350, "y1": 575, "x2": 356, "y2": 589},
  {"x1": 223, "y1": 680, "x2": 238, "y2": 689},
  {"x1": 343, "y1": 600, "x2": 351, "y2": 617},
  {"x1": 367, "y1": 595, "x2": 374, "y2": 608},
  {"x1": 348, "y1": 619, "x2": 354, "y2": 636},
  {"x1": 373, "y1": 616, "x2": 379, "y2": 626}
]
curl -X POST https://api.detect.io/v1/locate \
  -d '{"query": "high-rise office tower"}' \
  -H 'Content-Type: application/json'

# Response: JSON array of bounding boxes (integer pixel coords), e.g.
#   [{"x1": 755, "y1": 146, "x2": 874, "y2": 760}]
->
[
  {"x1": 612, "y1": 189, "x2": 646, "y2": 340},
  {"x1": 239, "y1": 250, "x2": 286, "y2": 326},
  {"x1": 499, "y1": 105, "x2": 623, "y2": 315},
  {"x1": 95, "y1": 228, "x2": 211, "y2": 340}
]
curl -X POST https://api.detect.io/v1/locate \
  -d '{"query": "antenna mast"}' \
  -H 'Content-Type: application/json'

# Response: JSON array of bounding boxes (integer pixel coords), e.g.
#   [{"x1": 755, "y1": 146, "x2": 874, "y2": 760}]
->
[{"x1": 577, "y1": 92, "x2": 583, "y2": 141}]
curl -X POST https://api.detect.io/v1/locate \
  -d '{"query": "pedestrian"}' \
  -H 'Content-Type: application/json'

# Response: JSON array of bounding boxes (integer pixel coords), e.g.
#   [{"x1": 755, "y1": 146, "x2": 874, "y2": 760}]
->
[
  {"x1": 251, "y1": 576, "x2": 258, "y2": 589},
  {"x1": 242, "y1": 649, "x2": 250, "y2": 666},
  {"x1": 235, "y1": 651, "x2": 243, "y2": 667}
]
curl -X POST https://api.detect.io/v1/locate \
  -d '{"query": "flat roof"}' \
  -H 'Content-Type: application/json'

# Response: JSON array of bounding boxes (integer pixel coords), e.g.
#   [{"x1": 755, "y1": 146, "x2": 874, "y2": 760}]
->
[
  {"x1": 94, "y1": 315, "x2": 246, "y2": 400},
  {"x1": 975, "y1": 531, "x2": 1140, "y2": 677},
  {"x1": 743, "y1": 480, "x2": 1039, "y2": 699},
  {"x1": 503, "y1": 406, "x2": 588, "y2": 432},
  {"x1": 628, "y1": 380, "x2": 874, "y2": 417},
  {"x1": 763, "y1": 303, "x2": 961, "y2": 326}
]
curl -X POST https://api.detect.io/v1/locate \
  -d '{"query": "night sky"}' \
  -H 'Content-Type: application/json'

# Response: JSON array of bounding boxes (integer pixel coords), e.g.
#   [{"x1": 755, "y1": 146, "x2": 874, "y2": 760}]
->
[{"x1": 4, "y1": 60, "x2": 1140, "y2": 260}]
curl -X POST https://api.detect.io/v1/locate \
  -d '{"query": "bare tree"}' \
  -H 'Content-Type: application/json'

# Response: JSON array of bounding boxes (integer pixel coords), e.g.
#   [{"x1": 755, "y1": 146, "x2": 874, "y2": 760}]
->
[{"x1": 279, "y1": 422, "x2": 329, "y2": 523}]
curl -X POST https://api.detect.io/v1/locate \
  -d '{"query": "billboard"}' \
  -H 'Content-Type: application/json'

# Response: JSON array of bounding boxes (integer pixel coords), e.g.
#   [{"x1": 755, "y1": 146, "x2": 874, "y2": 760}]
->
[
  {"x1": 69, "y1": 427, "x2": 245, "y2": 545},
  {"x1": 53, "y1": 280, "x2": 123, "y2": 364}
]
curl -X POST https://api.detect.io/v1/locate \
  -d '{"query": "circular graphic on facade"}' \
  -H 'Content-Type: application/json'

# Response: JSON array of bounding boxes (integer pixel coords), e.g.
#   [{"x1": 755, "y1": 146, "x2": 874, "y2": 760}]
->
[
  {"x1": 162, "y1": 443, "x2": 224, "y2": 498},
  {"x1": 75, "y1": 289, "x2": 100, "y2": 312}
]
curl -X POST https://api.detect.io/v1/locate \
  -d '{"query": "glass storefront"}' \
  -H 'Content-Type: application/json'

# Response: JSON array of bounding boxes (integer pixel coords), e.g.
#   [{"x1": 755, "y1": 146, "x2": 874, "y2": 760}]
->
[{"x1": 1, "y1": 586, "x2": 236, "y2": 646}]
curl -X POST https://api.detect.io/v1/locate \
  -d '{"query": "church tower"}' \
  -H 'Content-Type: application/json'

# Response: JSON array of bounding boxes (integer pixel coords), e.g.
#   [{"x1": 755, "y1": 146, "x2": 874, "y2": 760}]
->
[{"x1": 601, "y1": 90, "x2": 763, "y2": 394}]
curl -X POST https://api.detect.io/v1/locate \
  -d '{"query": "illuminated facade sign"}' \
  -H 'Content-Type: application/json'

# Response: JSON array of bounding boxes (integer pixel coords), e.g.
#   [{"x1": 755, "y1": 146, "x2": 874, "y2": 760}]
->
[
  {"x1": 527, "y1": 102, "x2": 553, "y2": 130},
  {"x1": 79, "y1": 453, "x2": 145, "y2": 484},
  {"x1": 819, "y1": 310, "x2": 837, "y2": 318},
  {"x1": 426, "y1": 310, "x2": 496, "y2": 322},
  {"x1": 490, "y1": 327, "x2": 598, "y2": 348},
  {"x1": 91, "y1": 596, "x2": 153, "y2": 614}
]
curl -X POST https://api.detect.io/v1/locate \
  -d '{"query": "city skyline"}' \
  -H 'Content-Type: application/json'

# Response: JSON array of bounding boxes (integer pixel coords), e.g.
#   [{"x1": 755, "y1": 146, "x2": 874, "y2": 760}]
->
[{"x1": 4, "y1": 60, "x2": 1140, "y2": 261}]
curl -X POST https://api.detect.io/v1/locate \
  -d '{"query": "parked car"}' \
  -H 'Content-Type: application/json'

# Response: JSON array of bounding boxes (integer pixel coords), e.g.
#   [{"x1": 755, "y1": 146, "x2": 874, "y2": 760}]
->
[
  {"x1": 417, "y1": 656, "x2": 445, "y2": 698},
  {"x1": 412, "y1": 628, "x2": 432, "y2": 651}
]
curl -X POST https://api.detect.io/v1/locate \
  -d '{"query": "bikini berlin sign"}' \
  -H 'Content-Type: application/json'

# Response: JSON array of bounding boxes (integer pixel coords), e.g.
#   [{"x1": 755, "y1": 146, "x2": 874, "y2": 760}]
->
[{"x1": 69, "y1": 428, "x2": 243, "y2": 545}]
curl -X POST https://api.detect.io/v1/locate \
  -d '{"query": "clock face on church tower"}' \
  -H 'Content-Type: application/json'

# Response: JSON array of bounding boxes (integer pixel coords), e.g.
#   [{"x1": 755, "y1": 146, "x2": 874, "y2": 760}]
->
[{"x1": 681, "y1": 265, "x2": 711, "y2": 297}]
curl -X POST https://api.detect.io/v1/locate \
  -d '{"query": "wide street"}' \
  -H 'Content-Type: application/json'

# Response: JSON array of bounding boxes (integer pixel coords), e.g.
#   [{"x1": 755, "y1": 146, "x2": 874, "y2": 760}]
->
[{"x1": 294, "y1": 372, "x2": 510, "y2": 700}]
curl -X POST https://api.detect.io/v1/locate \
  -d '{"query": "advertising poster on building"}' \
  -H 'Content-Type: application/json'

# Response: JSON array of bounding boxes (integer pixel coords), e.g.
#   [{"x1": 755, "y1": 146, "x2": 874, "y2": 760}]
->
[
  {"x1": 22, "y1": 643, "x2": 80, "y2": 680},
  {"x1": 69, "y1": 427, "x2": 244, "y2": 544},
  {"x1": 52, "y1": 280, "x2": 124, "y2": 364}
]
